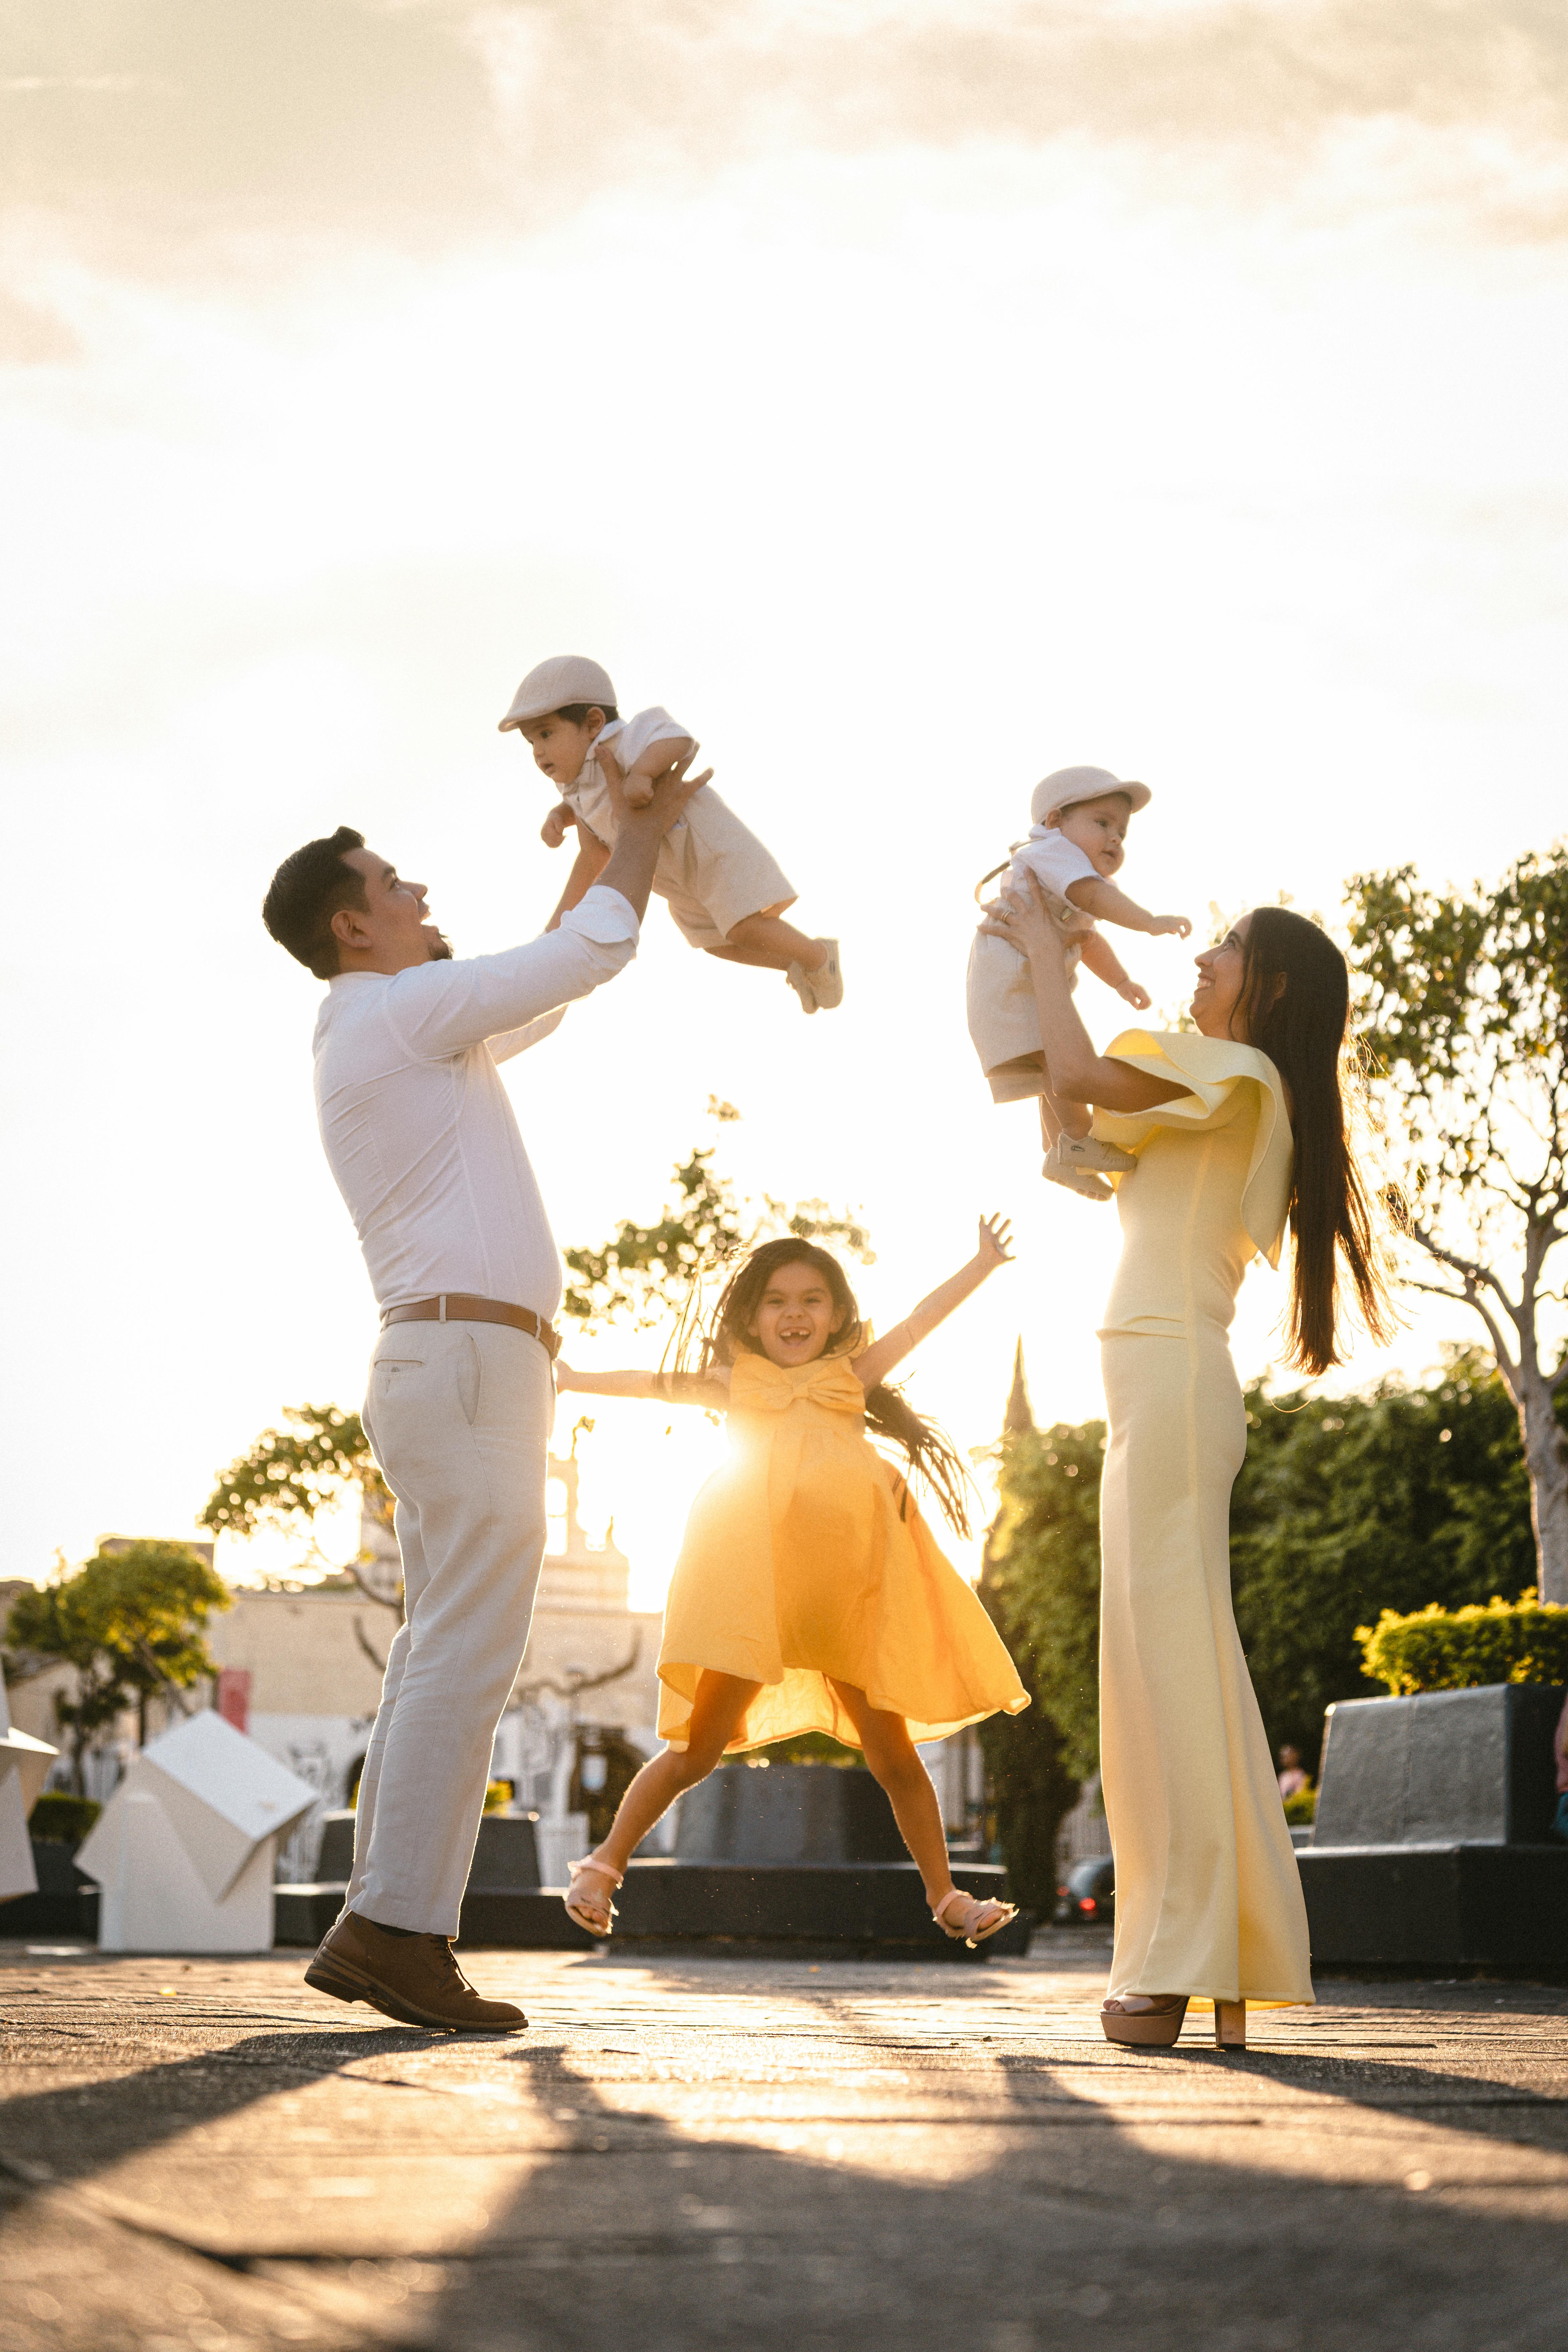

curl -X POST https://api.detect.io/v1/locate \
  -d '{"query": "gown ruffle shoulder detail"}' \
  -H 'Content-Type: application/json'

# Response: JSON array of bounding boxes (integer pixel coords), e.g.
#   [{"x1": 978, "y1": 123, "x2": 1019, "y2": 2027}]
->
[
  {"x1": 655, "y1": 1350, "x2": 1030, "y2": 1755},
  {"x1": 1090, "y1": 1029, "x2": 1293, "y2": 1267}
]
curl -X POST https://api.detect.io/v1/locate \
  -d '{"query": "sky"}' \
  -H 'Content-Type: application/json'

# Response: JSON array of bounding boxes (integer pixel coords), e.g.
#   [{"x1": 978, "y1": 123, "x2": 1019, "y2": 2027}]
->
[{"x1": 4, "y1": 0, "x2": 1566, "y2": 1605}]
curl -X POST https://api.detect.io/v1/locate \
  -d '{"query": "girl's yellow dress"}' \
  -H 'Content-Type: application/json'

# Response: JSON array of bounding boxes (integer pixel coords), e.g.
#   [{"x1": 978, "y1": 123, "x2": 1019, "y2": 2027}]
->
[
  {"x1": 657, "y1": 1349, "x2": 1030, "y2": 1752},
  {"x1": 1093, "y1": 1029, "x2": 1314, "y2": 2007}
]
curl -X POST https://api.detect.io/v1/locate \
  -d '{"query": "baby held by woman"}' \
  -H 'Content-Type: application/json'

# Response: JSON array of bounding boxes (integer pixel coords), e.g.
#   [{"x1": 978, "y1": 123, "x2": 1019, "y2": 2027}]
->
[{"x1": 967, "y1": 766, "x2": 1192, "y2": 1199}]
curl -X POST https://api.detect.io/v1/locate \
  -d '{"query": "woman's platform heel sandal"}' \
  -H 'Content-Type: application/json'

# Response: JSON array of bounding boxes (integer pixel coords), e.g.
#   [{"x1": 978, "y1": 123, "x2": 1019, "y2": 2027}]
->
[
  {"x1": 932, "y1": 1889, "x2": 1019, "y2": 1949},
  {"x1": 1214, "y1": 2000, "x2": 1246, "y2": 2050},
  {"x1": 564, "y1": 1858, "x2": 623, "y2": 1939},
  {"x1": 1100, "y1": 1995, "x2": 1188, "y2": 2048}
]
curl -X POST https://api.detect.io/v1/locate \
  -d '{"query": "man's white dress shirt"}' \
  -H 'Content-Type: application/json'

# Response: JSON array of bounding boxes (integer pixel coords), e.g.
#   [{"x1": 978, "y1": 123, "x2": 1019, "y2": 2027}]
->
[{"x1": 312, "y1": 884, "x2": 638, "y2": 1317}]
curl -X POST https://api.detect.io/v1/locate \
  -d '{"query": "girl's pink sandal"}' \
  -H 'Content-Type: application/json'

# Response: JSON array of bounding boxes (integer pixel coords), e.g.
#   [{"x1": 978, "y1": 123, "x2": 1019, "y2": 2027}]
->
[
  {"x1": 564, "y1": 1857, "x2": 623, "y2": 1938},
  {"x1": 932, "y1": 1888, "x2": 1019, "y2": 1949}
]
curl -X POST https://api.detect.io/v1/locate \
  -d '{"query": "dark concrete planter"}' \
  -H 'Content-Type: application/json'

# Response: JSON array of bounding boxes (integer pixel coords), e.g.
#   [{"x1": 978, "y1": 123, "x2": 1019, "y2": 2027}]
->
[
  {"x1": 0, "y1": 1840, "x2": 99, "y2": 1940},
  {"x1": 1299, "y1": 1684, "x2": 1568, "y2": 1968},
  {"x1": 674, "y1": 1763, "x2": 905, "y2": 1865},
  {"x1": 274, "y1": 1807, "x2": 587, "y2": 1951},
  {"x1": 273, "y1": 1769, "x2": 1027, "y2": 1959}
]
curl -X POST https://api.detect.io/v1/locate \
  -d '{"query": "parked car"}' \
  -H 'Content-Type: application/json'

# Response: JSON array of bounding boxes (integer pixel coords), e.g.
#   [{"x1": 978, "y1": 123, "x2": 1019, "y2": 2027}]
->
[{"x1": 1054, "y1": 1855, "x2": 1114, "y2": 1926}]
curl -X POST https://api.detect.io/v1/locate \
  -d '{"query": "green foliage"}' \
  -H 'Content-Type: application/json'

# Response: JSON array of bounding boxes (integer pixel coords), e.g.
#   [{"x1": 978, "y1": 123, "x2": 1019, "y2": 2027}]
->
[
  {"x1": 1347, "y1": 849, "x2": 1568, "y2": 1115},
  {"x1": 980, "y1": 1422, "x2": 1107, "y2": 1783},
  {"x1": 978, "y1": 1425, "x2": 1095, "y2": 1914},
  {"x1": 28, "y1": 1791, "x2": 100, "y2": 1849},
  {"x1": 1229, "y1": 1350, "x2": 1545, "y2": 1763},
  {"x1": 3, "y1": 1544, "x2": 231, "y2": 1793},
  {"x1": 202, "y1": 1404, "x2": 389, "y2": 1542},
  {"x1": 1358, "y1": 1592, "x2": 1568, "y2": 1695},
  {"x1": 978, "y1": 1353, "x2": 1545, "y2": 1786},
  {"x1": 763, "y1": 1731, "x2": 866, "y2": 1768},
  {"x1": 1282, "y1": 1785, "x2": 1317, "y2": 1827},
  {"x1": 1343, "y1": 850, "x2": 1568, "y2": 1594},
  {"x1": 560, "y1": 1110, "x2": 873, "y2": 1330}
]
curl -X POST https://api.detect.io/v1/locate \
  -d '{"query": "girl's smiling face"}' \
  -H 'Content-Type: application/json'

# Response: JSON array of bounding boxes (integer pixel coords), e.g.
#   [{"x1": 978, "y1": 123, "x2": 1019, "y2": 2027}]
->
[{"x1": 747, "y1": 1257, "x2": 841, "y2": 1367}]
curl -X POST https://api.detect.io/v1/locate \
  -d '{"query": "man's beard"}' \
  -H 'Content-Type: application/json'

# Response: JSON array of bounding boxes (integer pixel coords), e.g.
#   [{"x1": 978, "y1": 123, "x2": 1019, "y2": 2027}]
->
[{"x1": 428, "y1": 931, "x2": 454, "y2": 962}]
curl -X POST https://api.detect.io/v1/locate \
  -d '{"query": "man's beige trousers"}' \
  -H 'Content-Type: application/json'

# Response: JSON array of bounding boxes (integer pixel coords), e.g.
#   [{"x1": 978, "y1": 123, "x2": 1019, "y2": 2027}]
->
[{"x1": 347, "y1": 1319, "x2": 552, "y2": 1936}]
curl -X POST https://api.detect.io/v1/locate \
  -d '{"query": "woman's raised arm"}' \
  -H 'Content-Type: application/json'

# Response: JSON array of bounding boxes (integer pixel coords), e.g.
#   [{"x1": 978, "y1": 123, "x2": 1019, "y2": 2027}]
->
[
  {"x1": 981, "y1": 877, "x2": 1189, "y2": 1114},
  {"x1": 853, "y1": 1215, "x2": 1014, "y2": 1391}
]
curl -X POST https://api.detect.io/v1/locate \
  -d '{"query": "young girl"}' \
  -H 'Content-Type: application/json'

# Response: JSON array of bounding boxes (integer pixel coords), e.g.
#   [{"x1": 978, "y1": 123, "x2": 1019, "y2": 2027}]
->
[{"x1": 554, "y1": 1219, "x2": 1030, "y2": 1945}]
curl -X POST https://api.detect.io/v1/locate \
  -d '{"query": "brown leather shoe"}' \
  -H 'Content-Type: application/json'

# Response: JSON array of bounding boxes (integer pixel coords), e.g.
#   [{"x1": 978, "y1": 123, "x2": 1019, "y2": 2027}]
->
[{"x1": 304, "y1": 1911, "x2": 527, "y2": 2031}]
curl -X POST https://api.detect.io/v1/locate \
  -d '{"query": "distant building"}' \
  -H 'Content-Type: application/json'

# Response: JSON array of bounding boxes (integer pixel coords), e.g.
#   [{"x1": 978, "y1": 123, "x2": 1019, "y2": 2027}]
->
[{"x1": 206, "y1": 1450, "x2": 664, "y2": 1876}]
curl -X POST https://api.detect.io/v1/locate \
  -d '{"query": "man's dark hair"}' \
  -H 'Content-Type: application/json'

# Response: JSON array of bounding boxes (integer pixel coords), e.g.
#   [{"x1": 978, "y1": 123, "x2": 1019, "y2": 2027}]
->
[
  {"x1": 262, "y1": 827, "x2": 368, "y2": 979},
  {"x1": 553, "y1": 701, "x2": 619, "y2": 726}
]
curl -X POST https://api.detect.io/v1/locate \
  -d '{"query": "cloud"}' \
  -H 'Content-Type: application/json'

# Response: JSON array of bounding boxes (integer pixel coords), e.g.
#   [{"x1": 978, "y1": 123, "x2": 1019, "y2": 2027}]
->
[{"x1": 2, "y1": 0, "x2": 1565, "y2": 284}]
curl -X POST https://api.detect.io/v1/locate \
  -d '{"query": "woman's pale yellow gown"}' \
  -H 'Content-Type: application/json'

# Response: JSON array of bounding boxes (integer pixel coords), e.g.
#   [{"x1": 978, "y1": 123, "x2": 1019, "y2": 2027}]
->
[
  {"x1": 1092, "y1": 1031, "x2": 1314, "y2": 2006},
  {"x1": 657, "y1": 1350, "x2": 1029, "y2": 1752}
]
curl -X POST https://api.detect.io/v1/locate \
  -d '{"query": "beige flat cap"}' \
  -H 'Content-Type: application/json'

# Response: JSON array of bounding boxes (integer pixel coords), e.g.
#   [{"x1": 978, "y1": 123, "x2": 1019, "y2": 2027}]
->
[
  {"x1": 498, "y1": 655, "x2": 618, "y2": 733},
  {"x1": 1030, "y1": 765, "x2": 1151, "y2": 825}
]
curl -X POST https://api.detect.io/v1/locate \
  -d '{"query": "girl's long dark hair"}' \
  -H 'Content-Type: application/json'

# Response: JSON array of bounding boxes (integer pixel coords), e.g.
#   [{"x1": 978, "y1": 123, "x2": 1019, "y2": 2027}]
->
[
  {"x1": 1234, "y1": 908, "x2": 1396, "y2": 1377},
  {"x1": 696, "y1": 1238, "x2": 974, "y2": 1537}
]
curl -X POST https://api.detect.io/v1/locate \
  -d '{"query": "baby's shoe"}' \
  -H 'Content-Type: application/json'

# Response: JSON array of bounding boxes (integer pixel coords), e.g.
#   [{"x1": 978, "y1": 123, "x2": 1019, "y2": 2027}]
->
[
  {"x1": 1042, "y1": 1135, "x2": 1135, "y2": 1201},
  {"x1": 785, "y1": 940, "x2": 843, "y2": 1016},
  {"x1": 1057, "y1": 1135, "x2": 1136, "y2": 1175}
]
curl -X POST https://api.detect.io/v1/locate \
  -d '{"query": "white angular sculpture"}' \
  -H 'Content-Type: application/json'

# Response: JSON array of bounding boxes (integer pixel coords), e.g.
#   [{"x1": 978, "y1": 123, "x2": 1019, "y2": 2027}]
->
[
  {"x1": 76, "y1": 1709, "x2": 316, "y2": 1952},
  {"x1": 0, "y1": 1665, "x2": 58, "y2": 1903}
]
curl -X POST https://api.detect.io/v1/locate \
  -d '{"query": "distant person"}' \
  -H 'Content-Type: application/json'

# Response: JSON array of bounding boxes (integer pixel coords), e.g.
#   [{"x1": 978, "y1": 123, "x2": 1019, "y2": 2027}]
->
[
  {"x1": 1555, "y1": 1693, "x2": 1568, "y2": 1842},
  {"x1": 1277, "y1": 1746, "x2": 1309, "y2": 1800},
  {"x1": 983, "y1": 887, "x2": 1394, "y2": 2049},
  {"x1": 260, "y1": 752, "x2": 705, "y2": 2030},
  {"x1": 553, "y1": 1223, "x2": 1029, "y2": 1946},
  {"x1": 499, "y1": 653, "x2": 843, "y2": 1016}
]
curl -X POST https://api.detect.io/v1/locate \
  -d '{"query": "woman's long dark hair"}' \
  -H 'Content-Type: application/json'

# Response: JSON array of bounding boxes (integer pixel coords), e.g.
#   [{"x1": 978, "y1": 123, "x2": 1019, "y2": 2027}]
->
[
  {"x1": 1233, "y1": 907, "x2": 1396, "y2": 1377},
  {"x1": 696, "y1": 1238, "x2": 974, "y2": 1537}
]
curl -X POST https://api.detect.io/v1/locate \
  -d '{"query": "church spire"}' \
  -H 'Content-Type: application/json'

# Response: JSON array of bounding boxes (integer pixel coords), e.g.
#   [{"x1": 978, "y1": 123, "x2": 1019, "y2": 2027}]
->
[{"x1": 1003, "y1": 1339, "x2": 1035, "y2": 1435}]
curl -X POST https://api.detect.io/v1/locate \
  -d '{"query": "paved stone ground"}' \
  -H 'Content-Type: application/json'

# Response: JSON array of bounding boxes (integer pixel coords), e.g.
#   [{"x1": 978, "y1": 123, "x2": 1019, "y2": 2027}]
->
[{"x1": 3, "y1": 1929, "x2": 1567, "y2": 2352}]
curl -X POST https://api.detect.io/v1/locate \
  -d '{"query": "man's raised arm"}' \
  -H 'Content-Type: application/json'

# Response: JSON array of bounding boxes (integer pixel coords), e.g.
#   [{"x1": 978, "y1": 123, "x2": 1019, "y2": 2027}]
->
[{"x1": 385, "y1": 756, "x2": 710, "y2": 1061}]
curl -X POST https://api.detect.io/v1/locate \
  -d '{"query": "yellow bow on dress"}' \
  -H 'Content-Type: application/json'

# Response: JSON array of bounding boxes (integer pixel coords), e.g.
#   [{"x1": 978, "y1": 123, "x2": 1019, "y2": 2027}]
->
[{"x1": 728, "y1": 1353, "x2": 867, "y2": 1417}]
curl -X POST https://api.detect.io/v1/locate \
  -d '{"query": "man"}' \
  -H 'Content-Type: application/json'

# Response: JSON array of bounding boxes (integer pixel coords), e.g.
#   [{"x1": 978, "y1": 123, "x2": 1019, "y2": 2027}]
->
[{"x1": 262, "y1": 757, "x2": 705, "y2": 2029}]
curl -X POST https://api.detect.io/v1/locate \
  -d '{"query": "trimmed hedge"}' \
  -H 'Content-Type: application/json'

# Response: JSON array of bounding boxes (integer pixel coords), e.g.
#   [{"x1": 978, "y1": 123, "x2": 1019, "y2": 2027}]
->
[
  {"x1": 28, "y1": 1791, "x2": 101, "y2": 1849},
  {"x1": 1358, "y1": 1591, "x2": 1568, "y2": 1696}
]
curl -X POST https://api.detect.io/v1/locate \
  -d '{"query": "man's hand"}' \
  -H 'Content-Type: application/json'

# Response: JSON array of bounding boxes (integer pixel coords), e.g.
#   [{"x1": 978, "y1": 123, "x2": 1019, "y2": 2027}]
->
[
  {"x1": 606, "y1": 743, "x2": 713, "y2": 838},
  {"x1": 596, "y1": 746, "x2": 715, "y2": 923}
]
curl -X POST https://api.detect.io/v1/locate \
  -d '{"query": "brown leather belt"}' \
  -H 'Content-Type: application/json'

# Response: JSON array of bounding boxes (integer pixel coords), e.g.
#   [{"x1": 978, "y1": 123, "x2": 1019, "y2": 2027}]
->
[{"x1": 380, "y1": 1293, "x2": 561, "y2": 1361}]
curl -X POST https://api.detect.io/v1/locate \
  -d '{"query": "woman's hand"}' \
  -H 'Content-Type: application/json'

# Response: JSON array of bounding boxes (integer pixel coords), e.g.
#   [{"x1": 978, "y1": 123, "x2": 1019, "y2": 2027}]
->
[
  {"x1": 978, "y1": 873, "x2": 1066, "y2": 965},
  {"x1": 976, "y1": 1213, "x2": 1015, "y2": 1272}
]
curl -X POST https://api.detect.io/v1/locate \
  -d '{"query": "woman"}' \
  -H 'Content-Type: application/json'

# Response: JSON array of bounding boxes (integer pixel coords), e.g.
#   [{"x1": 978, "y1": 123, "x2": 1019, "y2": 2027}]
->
[{"x1": 986, "y1": 889, "x2": 1393, "y2": 2048}]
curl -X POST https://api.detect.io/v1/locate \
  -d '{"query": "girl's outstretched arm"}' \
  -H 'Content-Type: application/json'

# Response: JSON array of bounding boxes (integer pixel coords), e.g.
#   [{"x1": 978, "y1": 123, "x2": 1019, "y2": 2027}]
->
[
  {"x1": 555, "y1": 1365, "x2": 731, "y2": 1405},
  {"x1": 852, "y1": 1216, "x2": 1013, "y2": 1391}
]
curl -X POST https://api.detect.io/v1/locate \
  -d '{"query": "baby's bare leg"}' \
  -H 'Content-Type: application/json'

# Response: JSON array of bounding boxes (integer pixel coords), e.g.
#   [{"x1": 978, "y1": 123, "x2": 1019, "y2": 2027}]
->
[
  {"x1": 1041, "y1": 1079, "x2": 1090, "y2": 1143},
  {"x1": 587, "y1": 1670, "x2": 760, "y2": 1878},
  {"x1": 706, "y1": 905, "x2": 827, "y2": 973}
]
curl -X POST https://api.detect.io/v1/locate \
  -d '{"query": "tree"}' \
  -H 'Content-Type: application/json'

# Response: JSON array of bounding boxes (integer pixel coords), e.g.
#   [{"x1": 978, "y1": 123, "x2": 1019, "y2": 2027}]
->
[
  {"x1": 3, "y1": 1544, "x2": 231, "y2": 1793},
  {"x1": 202, "y1": 1404, "x2": 399, "y2": 1613},
  {"x1": 1347, "y1": 849, "x2": 1568, "y2": 1599},
  {"x1": 561, "y1": 1100, "x2": 873, "y2": 1330},
  {"x1": 980, "y1": 1354, "x2": 1544, "y2": 1799},
  {"x1": 977, "y1": 1373, "x2": 1095, "y2": 1915}
]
